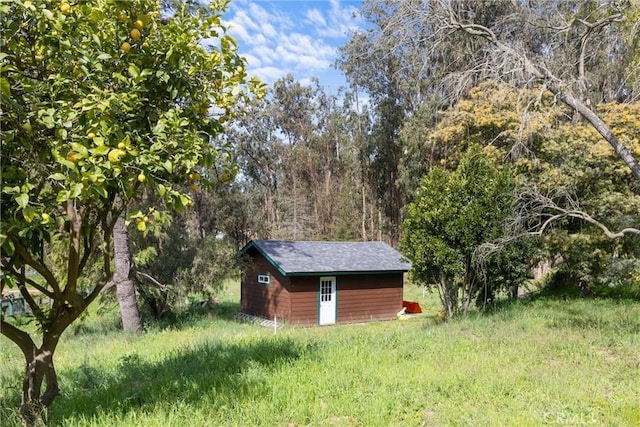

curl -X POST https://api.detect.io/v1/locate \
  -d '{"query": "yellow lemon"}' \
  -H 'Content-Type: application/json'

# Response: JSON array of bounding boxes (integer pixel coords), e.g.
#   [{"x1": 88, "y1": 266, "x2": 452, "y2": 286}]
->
[
  {"x1": 121, "y1": 42, "x2": 131, "y2": 53},
  {"x1": 66, "y1": 151, "x2": 78, "y2": 162},
  {"x1": 130, "y1": 28, "x2": 141, "y2": 40},
  {"x1": 108, "y1": 149, "x2": 124, "y2": 163},
  {"x1": 60, "y1": 2, "x2": 71, "y2": 14},
  {"x1": 133, "y1": 19, "x2": 144, "y2": 30}
]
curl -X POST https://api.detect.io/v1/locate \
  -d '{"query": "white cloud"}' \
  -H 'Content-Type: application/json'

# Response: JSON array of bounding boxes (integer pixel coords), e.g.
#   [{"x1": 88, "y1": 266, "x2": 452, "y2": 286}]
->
[
  {"x1": 306, "y1": 9, "x2": 326, "y2": 27},
  {"x1": 241, "y1": 53, "x2": 262, "y2": 68},
  {"x1": 252, "y1": 66, "x2": 287, "y2": 82},
  {"x1": 225, "y1": 0, "x2": 364, "y2": 91}
]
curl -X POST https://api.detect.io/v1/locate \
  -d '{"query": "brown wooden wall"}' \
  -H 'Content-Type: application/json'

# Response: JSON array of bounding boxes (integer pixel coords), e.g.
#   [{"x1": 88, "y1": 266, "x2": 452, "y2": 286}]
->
[
  {"x1": 288, "y1": 273, "x2": 404, "y2": 325},
  {"x1": 241, "y1": 251, "x2": 405, "y2": 325},
  {"x1": 335, "y1": 274, "x2": 403, "y2": 324},
  {"x1": 240, "y1": 253, "x2": 291, "y2": 321},
  {"x1": 288, "y1": 277, "x2": 319, "y2": 326}
]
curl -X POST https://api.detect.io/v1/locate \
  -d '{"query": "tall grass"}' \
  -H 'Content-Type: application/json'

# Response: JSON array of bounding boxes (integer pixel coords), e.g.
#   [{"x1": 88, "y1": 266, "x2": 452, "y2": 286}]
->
[{"x1": 1, "y1": 282, "x2": 639, "y2": 426}]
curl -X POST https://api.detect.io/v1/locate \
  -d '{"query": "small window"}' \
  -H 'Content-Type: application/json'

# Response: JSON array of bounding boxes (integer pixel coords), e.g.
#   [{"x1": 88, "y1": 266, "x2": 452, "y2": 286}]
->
[{"x1": 257, "y1": 273, "x2": 270, "y2": 285}]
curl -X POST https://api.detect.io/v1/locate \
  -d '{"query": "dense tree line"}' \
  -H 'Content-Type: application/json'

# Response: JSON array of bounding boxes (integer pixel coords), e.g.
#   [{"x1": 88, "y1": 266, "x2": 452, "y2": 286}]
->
[{"x1": 220, "y1": 0, "x2": 640, "y2": 314}]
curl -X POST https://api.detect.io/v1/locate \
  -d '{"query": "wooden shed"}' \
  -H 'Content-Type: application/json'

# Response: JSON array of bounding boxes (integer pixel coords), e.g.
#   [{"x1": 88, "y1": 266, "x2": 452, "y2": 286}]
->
[{"x1": 239, "y1": 240, "x2": 411, "y2": 326}]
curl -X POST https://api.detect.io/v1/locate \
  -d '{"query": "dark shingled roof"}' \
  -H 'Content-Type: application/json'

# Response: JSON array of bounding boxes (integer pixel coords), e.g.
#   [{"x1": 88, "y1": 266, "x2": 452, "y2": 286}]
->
[{"x1": 240, "y1": 240, "x2": 411, "y2": 276}]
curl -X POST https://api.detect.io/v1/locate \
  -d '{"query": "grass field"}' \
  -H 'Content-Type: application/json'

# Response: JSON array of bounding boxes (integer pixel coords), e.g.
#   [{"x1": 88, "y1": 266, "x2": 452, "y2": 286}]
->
[{"x1": 1, "y1": 282, "x2": 639, "y2": 426}]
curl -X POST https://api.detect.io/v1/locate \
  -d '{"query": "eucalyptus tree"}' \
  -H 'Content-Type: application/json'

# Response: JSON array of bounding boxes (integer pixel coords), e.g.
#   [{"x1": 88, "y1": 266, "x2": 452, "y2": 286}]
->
[
  {"x1": 232, "y1": 76, "x2": 366, "y2": 240},
  {"x1": 337, "y1": 1, "x2": 451, "y2": 243},
  {"x1": 0, "y1": 0, "x2": 262, "y2": 423},
  {"x1": 372, "y1": 0, "x2": 640, "y2": 179}
]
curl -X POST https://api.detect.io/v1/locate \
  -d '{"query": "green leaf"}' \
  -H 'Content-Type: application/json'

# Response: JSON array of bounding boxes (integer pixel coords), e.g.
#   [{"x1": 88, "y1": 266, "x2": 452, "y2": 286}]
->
[
  {"x1": 128, "y1": 64, "x2": 140, "y2": 79},
  {"x1": 163, "y1": 160, "x2": 173, "y2": 173},
  {"x1": 49, "y1": 173, "x2": 67, "y2": 180},
  {"x1": 97, "y1": 53, "x2": 112, "y2": 60},
  {"x1": 71, "y1": 142, "x2": 89, "y2": 156},
  {"x1": 179, "y1": 194, "x2": 191, "y2": 208},
  {"x1": 41, "y1": 115, "x2": 55, "y2": 129},
  {"x1": 57, "y1": 190, "x2": 70, "y2": 203},
  {"x1": 0, "y1": 77, "x2": 10, "y2": 99},
  {"x1": 91, "y1": 145, "x2": 110, "y2": 155},
  {"x1": 23, "y1": 205, "x2": 35, "y2": 223},
  {"x1": 92, "y1": 34, "x2": 102, "y2": 48},
  {"x1": 0, "y1": 233, "x2": 15, "y2": 256},
  {"x1": 58, "y1": 159, "x2": 78, "y2": 171},
  {"x1": 3, "y1": 186, "x2": 20, "y2": 194},
  {"x1": 112, "y1": 72, "x2": 128, "y2": 84},
  {"x1": 92, "y1": 185, "x2": 108, "y2": 199},
  {"x1": 70, "y1": 183, "x2": 83, "y2": 199},
  {"x1": 15, "y1": 193, "x2": 29, "y2": 208}
]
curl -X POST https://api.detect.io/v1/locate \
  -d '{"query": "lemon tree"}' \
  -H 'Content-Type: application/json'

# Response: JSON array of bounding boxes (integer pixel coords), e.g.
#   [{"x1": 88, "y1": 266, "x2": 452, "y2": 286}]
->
[{"x1": 0, "y1": 0, "x2": 264, "y2": 423}]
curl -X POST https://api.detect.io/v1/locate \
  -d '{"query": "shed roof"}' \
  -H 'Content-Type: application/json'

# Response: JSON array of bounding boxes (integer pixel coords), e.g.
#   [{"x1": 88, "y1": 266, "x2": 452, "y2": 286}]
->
[{"x1": 239, "y1": 240, "x2": 411, "y2": 276}]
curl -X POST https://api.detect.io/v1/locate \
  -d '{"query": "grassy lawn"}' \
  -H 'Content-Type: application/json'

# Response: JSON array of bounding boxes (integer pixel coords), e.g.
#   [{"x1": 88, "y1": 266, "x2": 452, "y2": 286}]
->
[{"x1": 1, "y1": 282, "x2": 639, "y2": 426}]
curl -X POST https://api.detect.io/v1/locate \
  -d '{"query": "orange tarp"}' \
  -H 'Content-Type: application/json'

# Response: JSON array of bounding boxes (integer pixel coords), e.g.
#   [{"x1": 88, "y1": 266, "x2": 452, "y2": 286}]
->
[{"x1": 402, "y1": 300, "x2": 422, "y2": 314}]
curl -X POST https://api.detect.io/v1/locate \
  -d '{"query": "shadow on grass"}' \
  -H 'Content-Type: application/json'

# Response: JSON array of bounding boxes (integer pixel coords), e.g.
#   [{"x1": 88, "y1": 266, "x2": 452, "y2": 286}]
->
[
  {"x1": 50, "y1": 335, "x2": 311, "y2": 424},
  {"x1": 152, "y1": 301, "x2": 242, "y2": 330},
  {"x1": 70, "y1": 301, "x2": 243, "y2": 338}
]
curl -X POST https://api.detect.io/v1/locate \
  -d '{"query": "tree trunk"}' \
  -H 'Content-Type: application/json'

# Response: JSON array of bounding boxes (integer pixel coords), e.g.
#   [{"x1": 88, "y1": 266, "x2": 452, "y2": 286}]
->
[
  {"x1": 1, "y1": 319, "x2": 64, "y2": 427},
  {"x1": 112, "y1": 214, "x2": 142, "y2": 334},
  {"x1": 19, "y1": 346, "x2": 58, "y2": 427}
]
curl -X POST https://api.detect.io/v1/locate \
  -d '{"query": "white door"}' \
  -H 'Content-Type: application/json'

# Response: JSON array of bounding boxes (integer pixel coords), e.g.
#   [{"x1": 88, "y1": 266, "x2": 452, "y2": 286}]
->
[{"x1": 319, "y1": 277, "x2": 336, "y2": 325}]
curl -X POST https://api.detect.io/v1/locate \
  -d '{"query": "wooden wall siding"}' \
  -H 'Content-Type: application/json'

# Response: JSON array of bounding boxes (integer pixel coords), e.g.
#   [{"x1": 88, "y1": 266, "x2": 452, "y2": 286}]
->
[
  {"x1": 289, "y1": 277, "x2": 321, "y2": 326},
  {"x1": 335, "y1": 274, "x2": 403, "y2": 323},
  {"x1": 241, "y1": 254, "x2": 291, "y2": 321},
  {"x1": 288, "y1": 274, "x2": 404, "y2": 325}
]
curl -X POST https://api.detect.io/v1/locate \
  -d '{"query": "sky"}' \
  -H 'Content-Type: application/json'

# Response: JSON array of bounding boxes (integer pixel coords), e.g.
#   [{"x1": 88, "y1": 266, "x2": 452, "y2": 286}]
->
[{"x1": 224, "y1": 0, "x2": 365, "y2": 93}]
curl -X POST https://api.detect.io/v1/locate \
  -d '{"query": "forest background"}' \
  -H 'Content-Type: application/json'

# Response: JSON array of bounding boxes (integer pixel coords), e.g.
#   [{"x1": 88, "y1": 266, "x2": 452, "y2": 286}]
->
[
  {"x1": 6, "y1": 0, "x2": 636, "y2": 320},
  {"x1": 1, "y1": 0, "x2": 640, "y2": 423}
]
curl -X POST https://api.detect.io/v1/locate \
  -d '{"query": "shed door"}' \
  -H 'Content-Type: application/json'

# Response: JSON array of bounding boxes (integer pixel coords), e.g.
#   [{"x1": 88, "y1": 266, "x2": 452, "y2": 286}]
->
[{"x1": 318, "y1": 277, "x2": 336, "y2": 325}]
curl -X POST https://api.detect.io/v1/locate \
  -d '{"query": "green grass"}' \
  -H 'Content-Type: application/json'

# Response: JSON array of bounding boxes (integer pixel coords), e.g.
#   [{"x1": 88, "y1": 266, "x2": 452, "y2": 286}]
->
[{"x1": 1, "y1": 282, "x2": 639, "y2": 426}]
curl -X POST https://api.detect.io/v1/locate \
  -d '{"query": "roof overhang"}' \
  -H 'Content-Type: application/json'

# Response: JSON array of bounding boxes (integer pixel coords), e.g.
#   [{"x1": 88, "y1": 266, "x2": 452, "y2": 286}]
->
[{"x1": 239, "y1": 240, "x2": 411, "y2": 277}]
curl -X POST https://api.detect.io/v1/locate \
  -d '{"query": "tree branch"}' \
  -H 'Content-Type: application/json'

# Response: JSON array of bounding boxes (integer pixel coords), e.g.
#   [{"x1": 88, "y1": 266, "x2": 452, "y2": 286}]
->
[
  {"x1": 9, "y1": 235, "x2": 60, "y2": 295},
  {"x1": 64, "y1": 199, "x2": 84, "y2": 309},
  {"x1": 439, "y1": 2, "x2": 640, "y2": 181},
  {"x1": 0, "y1": 319, "x2": 36, "y2": 364}
]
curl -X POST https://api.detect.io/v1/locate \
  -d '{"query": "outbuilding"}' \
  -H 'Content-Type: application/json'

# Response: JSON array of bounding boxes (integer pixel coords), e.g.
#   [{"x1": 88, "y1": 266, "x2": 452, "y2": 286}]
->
[{"x1": 238, "y1": 240, "x2": 411, "y2": 326}]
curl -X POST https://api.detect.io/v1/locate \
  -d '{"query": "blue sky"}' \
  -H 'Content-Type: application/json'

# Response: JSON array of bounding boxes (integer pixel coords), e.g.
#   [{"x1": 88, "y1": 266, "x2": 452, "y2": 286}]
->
[{"x1": 224, "y1": 0, "x2": 364, "y2": 93}]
